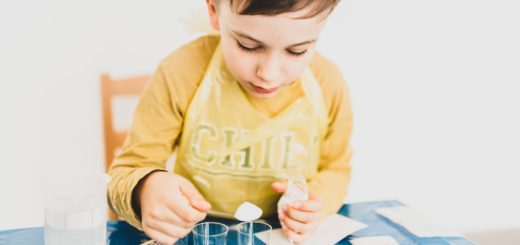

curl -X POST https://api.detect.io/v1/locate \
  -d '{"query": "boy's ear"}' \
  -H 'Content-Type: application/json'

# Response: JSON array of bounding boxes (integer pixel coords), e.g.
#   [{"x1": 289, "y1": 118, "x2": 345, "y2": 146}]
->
[{"x1": 206, "y1": 0, "x2": 220, "y2": 30}]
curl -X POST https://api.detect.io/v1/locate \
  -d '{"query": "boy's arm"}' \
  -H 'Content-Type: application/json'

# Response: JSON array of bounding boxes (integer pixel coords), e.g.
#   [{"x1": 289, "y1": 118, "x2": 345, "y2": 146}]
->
[
  {"x1": 107, "y1": 36, "x2": 217, "y2": 229},
  {"x1": 307, "y1": 56, "x2": 353, "y2": 219},
  {"x1": 107, "y1": 64, "x2": 183, "y2": 229}
]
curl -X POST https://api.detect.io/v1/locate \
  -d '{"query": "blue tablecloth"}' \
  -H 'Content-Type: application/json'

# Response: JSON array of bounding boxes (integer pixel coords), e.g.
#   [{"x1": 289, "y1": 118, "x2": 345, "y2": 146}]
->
[{"x1": 0, "y1": 200, "x2": 475, "y2": 245}]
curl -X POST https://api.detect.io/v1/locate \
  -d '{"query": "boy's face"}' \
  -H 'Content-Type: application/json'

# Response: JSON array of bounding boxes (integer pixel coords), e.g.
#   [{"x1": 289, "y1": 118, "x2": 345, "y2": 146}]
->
[{"x1": 207, "y1": 1, "x2": 329, "y2": 99}]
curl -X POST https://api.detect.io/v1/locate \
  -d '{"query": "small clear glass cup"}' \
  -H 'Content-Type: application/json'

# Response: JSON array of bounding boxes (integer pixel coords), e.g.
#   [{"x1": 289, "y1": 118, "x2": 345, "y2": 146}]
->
[
  {"x1": 192, "y1": 222, "x2": 229, "y2": 245},
  {"x1": 236, "y1": 221, "x2": 272, "y2": 245}
]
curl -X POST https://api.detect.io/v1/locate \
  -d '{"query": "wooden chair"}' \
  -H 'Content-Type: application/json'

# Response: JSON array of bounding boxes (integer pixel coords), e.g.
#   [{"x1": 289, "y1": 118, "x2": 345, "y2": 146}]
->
[{"x1": 100, "y1": 73, "x2": 150, "y2": 219}]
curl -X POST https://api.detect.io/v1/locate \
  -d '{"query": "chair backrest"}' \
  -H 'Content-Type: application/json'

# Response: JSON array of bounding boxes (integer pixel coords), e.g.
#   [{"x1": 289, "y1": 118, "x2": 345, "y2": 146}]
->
[
  {"x1": 100, "y1": 74, "x2": 150, "y2": 220},
  {"x1": 100, "y1": 73, "x2": 150, "y2": 172}
]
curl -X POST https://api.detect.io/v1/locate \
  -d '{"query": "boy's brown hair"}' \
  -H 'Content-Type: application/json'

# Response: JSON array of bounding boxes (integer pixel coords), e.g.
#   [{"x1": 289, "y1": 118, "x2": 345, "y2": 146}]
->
[{"x1": 217, "y1": 0, "x2": 341, "y2": 18}]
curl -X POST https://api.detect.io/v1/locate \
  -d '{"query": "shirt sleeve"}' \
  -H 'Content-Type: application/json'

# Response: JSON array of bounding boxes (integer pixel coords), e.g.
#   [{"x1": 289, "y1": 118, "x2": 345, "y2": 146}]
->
[
  {"x1": 107, "y1": 36, "x2": 217, "y2": 229},
  {"x1": 107, "y1": 63, "x2": 183, "y2": 229},
  {"x1": 307, "y1": 54, "x2": 353, "y2": 219}
]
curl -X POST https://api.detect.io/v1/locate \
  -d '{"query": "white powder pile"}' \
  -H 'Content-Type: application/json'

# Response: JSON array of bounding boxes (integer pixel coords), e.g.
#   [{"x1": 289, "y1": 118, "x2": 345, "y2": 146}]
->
[{"x1": 234, "y1": 202, "x2": 263, "y2": 221}]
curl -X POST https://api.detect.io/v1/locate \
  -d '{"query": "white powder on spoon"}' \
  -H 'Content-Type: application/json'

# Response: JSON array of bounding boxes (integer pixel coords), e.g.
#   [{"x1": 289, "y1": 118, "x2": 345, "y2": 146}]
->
[{"x1": 234, "y1": 202, "x2": 263, "y2": 221}]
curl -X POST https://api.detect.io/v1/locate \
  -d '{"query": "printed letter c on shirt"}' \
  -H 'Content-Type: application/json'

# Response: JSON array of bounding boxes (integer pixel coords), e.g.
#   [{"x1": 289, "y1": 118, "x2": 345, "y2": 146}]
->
[{"x1": 190, "y1": 123, "x2": 218, "y2": 164}]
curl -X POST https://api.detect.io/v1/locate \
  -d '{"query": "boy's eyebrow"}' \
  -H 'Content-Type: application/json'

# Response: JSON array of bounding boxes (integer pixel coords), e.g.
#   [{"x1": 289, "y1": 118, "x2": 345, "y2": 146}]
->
[{"x1": 232, "y1": 30, "x2": 316, "y2": 47}]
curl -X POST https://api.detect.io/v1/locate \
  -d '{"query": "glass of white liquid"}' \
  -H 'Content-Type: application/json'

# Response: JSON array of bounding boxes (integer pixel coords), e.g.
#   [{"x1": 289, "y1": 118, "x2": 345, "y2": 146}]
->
[{"x1": 44, "y1": 173, "x2": 110, "y2": 245}]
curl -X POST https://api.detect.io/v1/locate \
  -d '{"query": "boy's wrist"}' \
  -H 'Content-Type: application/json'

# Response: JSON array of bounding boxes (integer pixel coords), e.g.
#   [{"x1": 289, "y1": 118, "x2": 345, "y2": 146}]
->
[{"x1": 131, "y1": 170, "x2": 166, "y2": 219}]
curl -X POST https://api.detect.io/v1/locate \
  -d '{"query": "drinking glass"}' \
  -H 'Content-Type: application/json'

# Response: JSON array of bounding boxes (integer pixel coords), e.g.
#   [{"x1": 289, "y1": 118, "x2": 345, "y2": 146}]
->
[
  {"x1": 192, "y1": 222, "x2": 229, "y2": 245},
  {"x1": 236, "y1": 221, "x2": 272, "y2": 245}
]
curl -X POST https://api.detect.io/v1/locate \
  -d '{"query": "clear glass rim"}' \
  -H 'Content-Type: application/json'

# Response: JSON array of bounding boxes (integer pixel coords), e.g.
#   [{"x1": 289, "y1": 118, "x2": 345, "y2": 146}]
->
[
  {"x1": 192, "y1": 221, "x2": 229, "y2": 237},
  {"x1": 235, "y1": 221, "x2": 272, "y2": 235}
]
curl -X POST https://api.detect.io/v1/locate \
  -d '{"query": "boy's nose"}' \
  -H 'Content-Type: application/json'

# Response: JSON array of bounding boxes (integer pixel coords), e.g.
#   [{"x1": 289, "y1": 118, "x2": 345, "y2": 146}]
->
[{"x1": 256, "y1": 56, "x2": 281, "y2": 86}]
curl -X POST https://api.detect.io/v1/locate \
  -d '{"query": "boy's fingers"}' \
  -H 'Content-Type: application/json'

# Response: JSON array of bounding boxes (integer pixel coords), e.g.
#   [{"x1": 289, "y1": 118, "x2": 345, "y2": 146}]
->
[
  {"x1": 292, "y1": 199, "x2": 322, "y2": 212},
  {"x1": 143, "y1": 228, "x2": 179, "y2": 245},
  {"x1": 279, "y1": 212, "x2": 312, "y2": 234},
  {"x1": 271, "y1": 182, "x2": 287, "y2": 193},
  {"x1": 166, "y1": 200, "x2": 207, "y2": 224},
  {"x1": 151, "y1": 206, "x2": 194, "y2": 229},
  {"x1": 145, "y1": 219, "x2": 191, "y2": 239},
  {"x1": 286, "y1": 206, "x2": 320, "y2": 223}
]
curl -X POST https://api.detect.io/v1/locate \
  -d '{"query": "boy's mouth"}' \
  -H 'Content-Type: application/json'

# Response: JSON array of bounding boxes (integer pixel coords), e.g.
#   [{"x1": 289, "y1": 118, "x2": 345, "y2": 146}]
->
[{"x1": 249, "y1": 83, "x2": 280, "y2": 95}]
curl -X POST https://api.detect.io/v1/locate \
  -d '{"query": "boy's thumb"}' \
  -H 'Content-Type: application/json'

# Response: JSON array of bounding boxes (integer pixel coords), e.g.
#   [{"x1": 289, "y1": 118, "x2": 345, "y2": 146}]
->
[
  {"x1": 191, "y1": 197, "x2": 212, "y2": 212},
  {"x1": 178, "y1": 179, "x2": 212, "y2": 212},
  {"x1": 271, "y1": 182, "x2": 288, "y2": 193}
]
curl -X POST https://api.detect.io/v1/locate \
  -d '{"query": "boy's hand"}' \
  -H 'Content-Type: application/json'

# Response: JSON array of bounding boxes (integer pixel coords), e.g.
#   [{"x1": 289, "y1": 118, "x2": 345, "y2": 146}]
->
[
  {"x1": 139, "y1": 171, "x2": 211, "y2": 245},
  {"x1": 272, "y1": 182, "x2": 323, "y2": 244}
]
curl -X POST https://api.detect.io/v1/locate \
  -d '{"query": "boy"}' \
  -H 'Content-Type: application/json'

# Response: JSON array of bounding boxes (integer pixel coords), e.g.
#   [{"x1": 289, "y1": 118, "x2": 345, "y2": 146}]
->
[{"x1": 108, "y1": 0, "x2": 353, "y2": 244}]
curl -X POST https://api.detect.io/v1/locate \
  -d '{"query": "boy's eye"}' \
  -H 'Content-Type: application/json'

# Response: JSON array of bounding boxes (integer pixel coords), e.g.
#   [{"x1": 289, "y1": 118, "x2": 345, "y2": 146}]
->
[
  {"x1": 237, "y1": 41, "x2": 262, "y2": 53},
  {"x1": 287, "y1": 49, "x2": 308, "y2": 56},
  {"x1": 236, "y1": 40, "x2": 307, "y2": 57}
]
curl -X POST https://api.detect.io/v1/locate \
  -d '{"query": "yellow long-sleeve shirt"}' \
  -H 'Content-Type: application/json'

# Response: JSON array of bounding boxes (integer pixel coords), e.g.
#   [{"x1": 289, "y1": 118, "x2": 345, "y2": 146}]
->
[{"x1": 108, "y1": 35, "x2": 353, "y2": 229}]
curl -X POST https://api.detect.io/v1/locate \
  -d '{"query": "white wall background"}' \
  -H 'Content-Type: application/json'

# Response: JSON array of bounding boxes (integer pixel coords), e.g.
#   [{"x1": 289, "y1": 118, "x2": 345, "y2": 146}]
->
[{"x1": 1, "y1": 0, "x2": 519, "y2": 235}]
